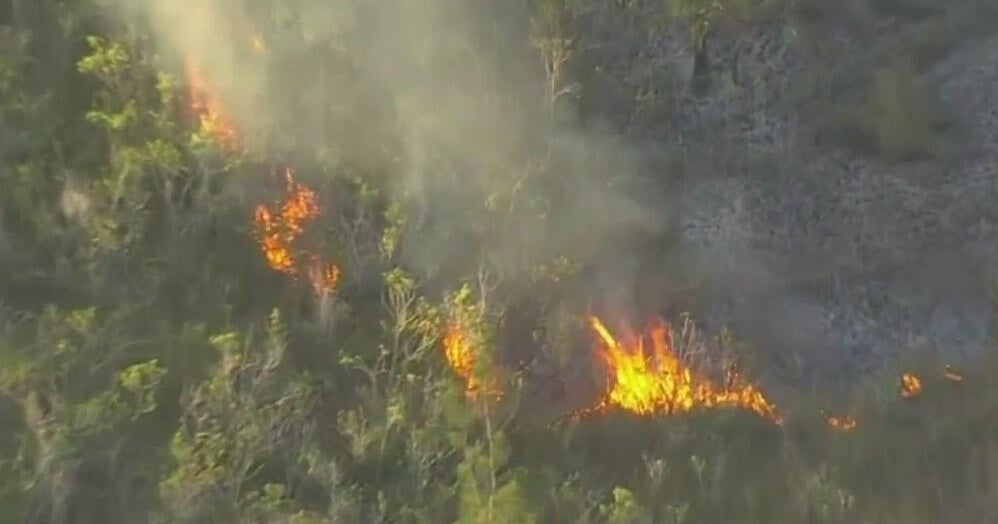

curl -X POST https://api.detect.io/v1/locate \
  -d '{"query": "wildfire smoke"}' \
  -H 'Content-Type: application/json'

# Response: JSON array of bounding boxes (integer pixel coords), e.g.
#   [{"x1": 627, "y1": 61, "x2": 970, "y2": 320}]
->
[{"x1": 183, "y1": 57, "x2": 239, "y2": 150}]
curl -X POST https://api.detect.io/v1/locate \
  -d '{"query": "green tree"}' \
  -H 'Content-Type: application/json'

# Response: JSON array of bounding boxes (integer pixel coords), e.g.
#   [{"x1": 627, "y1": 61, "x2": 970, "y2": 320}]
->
[
  {"x1": 0, "y1": 306, "x2": 167, "y2": 524},
  {"x1": 158, "y1": 310, "x2": 324, "y2": 523}
]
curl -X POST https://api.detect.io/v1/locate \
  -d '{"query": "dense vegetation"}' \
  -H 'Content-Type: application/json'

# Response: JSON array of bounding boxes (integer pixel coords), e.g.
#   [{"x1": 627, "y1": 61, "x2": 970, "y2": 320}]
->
[{"x1": 1, "y1": 0, "x2": 997, "y2": 522}]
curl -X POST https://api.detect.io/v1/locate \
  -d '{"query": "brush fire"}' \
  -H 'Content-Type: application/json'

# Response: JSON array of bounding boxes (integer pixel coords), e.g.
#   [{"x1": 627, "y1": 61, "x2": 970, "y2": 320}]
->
[
  {"x1": 900, "y1": 372, "x2": 922, "y2": 399},
  {"x1": 441, "y1": 321, "x2": 504, "y2": 400},
  {"x1": 253, "y1": 168, "x2": 341, "y2": 295},
  {"x1": 179, "y1": 29, "x2": 784, "y2": 428},
  {"x1": 583, "y1": 316, "x2": 782, "y2": 424},
  {"x1": 180, "y1": 35, "x2": 941, "y2": 433},
  {"x1": 180, "y1": 50, "x2": 340, "y2": 295},
  {"x1": 183, "y1": 57, "x2": 239, "y2": 150},
  {"x1": 443, "y1": 322, "x2": 484, "y2": 398}
]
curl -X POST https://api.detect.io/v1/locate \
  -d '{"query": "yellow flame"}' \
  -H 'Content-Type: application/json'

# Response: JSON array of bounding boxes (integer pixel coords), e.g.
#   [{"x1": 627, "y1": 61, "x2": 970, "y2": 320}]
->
[
  {"x1": 586, "y1": 317, "x2": 782, "y2": 424},
  {"x1": 900, "y1": 372, "x2": 922, "y2": 399},
  {"x1": 443, "y1": 323, "x2": 476, "y2": 390},
  {"x1": 442, "y1": 322, "x2": 499, "y2": 400}
]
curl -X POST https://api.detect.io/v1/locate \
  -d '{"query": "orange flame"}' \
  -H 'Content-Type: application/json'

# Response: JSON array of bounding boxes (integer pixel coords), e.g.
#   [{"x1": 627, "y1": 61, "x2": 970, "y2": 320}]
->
[
  {"x1": 306, "y1": 258, "x2": 342, "y2": 296},
  {"x1": 900, "y1": 372, "x2": 922, "y2": 399},
  {"x1": 586, "y1": 317, "x2": 782, "y2": 424},
  {"x1": 442, "y1": 322, "x2": 500, "y2": 400},
  {"x1": 826, "y1": 414, "x2": 858, "y2": 432},
  {"x1": 181, "y1": 41, "x2": 338, "y2": 295},
  {"x1": 183, "y1": 58, "x2": 239, "y2": 150},
  {"x1": 944, "y1": 365, "x2": 963, "y2": 383},
  {"x1": 253, "y1": 168, "x2": 318, "y2": 275},
  {"x1": 253, "y1": 168, "x2": 341, "y2": 295},
  {"x1": 443, "y1": 323, "x2": 477, "y2": 392}
]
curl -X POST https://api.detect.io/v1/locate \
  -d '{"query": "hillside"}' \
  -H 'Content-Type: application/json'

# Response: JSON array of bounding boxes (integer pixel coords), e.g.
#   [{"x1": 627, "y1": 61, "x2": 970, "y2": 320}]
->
[{"x1": 1, "y1": 0, "x2": 997, "y2": 522}]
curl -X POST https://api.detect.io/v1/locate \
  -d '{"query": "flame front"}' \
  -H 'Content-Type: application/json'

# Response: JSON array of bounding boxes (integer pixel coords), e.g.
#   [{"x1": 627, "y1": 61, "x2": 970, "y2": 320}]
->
[
  {"x1": 183, "y1": 58, "x2": 239, "y2": 150},
  {"x1": 587, "y1": 317, "x2": 782, "y2": 424},
  {"x1": 900, "y1": 372, "x2": 922, "y2": 398},
  {"x1": 253, "y1": 168, "x2": 341, "y2": 295}
]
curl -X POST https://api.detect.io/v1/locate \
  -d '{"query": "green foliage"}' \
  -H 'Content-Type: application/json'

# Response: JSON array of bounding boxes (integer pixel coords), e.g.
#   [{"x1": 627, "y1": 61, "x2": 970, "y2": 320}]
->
[
  {"x1": 669, "y1": 0, "x2": 775, "y2": 37},
  {"x1": 117, "y1": 359, "x2": 168, "y2": 416},
  {"x1": 600, "y1": 487, "x2": 652, "y2": 524},
  {"x1": 77, "y1": 36, "x2": 130, "y2": 80},
  {"x1": 159, "y1": 310, "x2": 324, "y2": 522},
  {"x1": 332, "y1": 268, "x2": 468, "y2": 522},
  {"x1": 0, "y1": 304, "x2": 179, "y2": 523},
  {"x1": 454, "y1": 435, "x2": 542, "y2": 524},
  {"x1": 380, "y1": 199, "x2": 407, "y2": 262}
]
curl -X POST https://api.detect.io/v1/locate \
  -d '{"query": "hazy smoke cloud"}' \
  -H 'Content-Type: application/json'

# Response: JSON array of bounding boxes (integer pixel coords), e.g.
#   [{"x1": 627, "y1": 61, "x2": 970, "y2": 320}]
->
[{"x1": 109, "y1": 0, "x2": 665, "y2": 297}]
